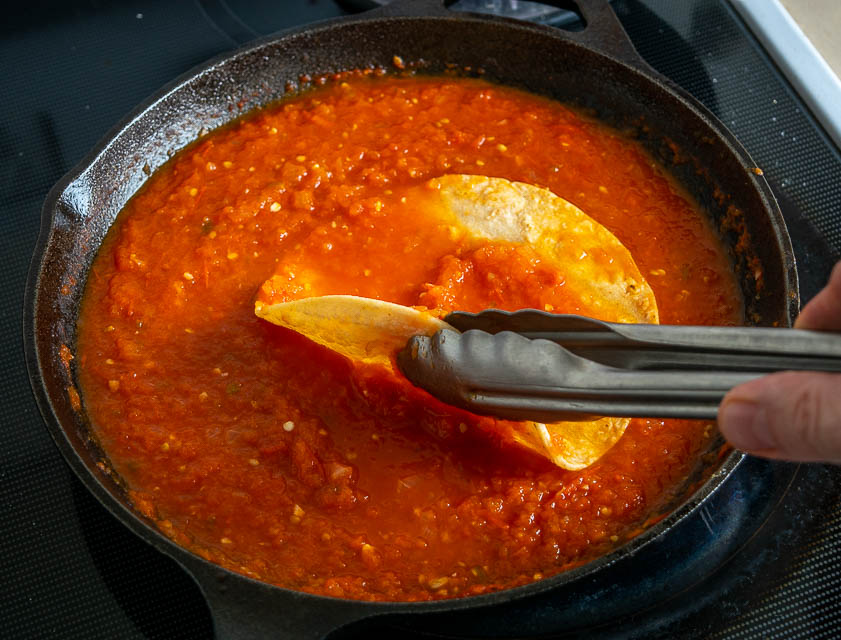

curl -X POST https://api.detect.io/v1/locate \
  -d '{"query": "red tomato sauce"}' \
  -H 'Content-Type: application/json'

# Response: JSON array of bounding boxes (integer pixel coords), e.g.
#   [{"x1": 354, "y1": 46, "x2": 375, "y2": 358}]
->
[{"x1": 76, "y1": 76, "x2": 743, "y2": 601}]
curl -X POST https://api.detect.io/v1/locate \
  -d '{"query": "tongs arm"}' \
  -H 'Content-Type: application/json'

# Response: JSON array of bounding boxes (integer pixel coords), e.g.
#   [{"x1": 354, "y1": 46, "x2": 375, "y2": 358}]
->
[
  {"x1": 444, "y1": 310, "x2": 841, "y2": 372},
  {"x1": 396, "y1": 311, "x2": 841, "y2": 422},
  {"x1": 398, "y1": 329, "x2": 758, "y2": 421}
]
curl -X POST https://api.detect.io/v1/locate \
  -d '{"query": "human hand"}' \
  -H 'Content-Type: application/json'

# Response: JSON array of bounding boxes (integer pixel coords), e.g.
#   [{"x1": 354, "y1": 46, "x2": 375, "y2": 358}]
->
[{"x1": 718, "y1": 262, "x2": 841, "y2": 462}]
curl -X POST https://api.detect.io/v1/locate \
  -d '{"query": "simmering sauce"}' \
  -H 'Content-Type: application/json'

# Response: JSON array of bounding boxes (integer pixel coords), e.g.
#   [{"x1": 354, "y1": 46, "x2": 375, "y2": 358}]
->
[{"x1": 77, "y1": 76, "x2": 742, "y2": 601}]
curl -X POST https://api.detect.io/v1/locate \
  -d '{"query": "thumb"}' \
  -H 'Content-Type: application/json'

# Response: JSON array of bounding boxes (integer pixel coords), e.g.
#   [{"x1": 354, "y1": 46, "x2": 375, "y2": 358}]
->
[
  {"x1": 795, "y1": 261, "x2": 841, "y2": 330},
  {"x1": 718, "y1": 371, "x2": 841, "y2": 462}
]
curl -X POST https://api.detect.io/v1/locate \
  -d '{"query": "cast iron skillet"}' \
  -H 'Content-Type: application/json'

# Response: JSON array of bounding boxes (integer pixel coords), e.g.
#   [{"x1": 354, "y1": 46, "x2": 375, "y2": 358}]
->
[{"x1": 24, "y1": 0, "x2": 798, "y2": 638}]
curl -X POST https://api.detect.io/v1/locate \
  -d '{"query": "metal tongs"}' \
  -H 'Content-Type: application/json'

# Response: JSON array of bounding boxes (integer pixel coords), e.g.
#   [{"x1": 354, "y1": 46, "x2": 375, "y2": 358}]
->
[{"x1": 396, "y1": 310, "x2": 841, "y2": 422}]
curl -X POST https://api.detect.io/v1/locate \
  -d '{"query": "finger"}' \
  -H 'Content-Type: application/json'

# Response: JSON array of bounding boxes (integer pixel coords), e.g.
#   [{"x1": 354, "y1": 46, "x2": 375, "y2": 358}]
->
[
  {"x1": 795, "y1": 261, "x2": 841, "y2": 330},
  {"x1": 718, "y1": 371, "x2": 841, "y2": 462}
]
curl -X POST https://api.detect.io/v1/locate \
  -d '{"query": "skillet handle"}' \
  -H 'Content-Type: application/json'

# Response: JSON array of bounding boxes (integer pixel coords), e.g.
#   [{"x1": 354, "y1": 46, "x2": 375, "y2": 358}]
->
[
  {"x1": 544, "y1": 0, "x2": 650, "y2": 70},
  {"x1": 369, "y1": 0, "x2": 652, "y2": 74},
  {"x1": 178, "y1": 554, "x2": 375, "y2": 640},
  {"x1": 366, "y1": 0, "x2": 454, "y2": 18}
]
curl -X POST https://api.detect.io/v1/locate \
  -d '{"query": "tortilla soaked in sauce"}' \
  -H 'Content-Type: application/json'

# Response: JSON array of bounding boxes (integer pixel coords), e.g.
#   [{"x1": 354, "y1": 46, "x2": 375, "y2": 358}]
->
[
  {"x1": 76, "y1": 75, "x2": 743, "y2": 601},
  {"x1": 420, "y1": 174, "x2": 658, "y2": 324},
  {"x1": 255, "y1": 175, "x2": 657, "y2": 470}
]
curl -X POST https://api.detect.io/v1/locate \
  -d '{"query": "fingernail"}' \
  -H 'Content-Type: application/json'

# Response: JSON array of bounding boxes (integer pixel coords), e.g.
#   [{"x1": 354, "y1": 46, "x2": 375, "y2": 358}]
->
[{"x1": 719, "y1": 399, "x2": 775, "y2": 451}]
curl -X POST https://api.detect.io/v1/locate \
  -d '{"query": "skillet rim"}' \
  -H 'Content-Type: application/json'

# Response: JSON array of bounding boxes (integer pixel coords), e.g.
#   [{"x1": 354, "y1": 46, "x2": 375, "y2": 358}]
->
[{"x1": 23, "y1": 2, "x2": 797, "y2": 623}]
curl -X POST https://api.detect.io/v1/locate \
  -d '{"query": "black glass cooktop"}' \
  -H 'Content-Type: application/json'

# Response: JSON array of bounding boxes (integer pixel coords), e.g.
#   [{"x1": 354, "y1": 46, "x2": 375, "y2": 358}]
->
[{"x1": 3, "y1": 1, "x2": 841, "y2": 638}]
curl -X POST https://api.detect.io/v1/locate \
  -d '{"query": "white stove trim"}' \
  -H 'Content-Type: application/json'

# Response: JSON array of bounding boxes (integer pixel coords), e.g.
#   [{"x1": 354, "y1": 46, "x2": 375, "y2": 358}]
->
[{"x1": 730, "y1": 0, "x2": 841, "y2": 152}]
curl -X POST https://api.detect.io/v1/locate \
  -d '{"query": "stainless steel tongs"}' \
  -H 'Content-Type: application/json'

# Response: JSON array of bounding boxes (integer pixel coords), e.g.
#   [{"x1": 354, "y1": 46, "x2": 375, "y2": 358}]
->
[{"x1": 396, "y1": 310, "x2": 841, "y2": 422}]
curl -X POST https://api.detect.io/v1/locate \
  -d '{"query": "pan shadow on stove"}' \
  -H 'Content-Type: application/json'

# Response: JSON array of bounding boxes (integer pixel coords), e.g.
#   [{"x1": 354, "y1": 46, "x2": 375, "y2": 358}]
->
[
  {"x1": 70, "y1": 477, "x2": 213, "y2": 639},
  {"x1": 611, "y1": 0, "x2": 720, "y2": 117},
  {"x1": 770, "y1": 182, "x2": 840, "y2": 305}
]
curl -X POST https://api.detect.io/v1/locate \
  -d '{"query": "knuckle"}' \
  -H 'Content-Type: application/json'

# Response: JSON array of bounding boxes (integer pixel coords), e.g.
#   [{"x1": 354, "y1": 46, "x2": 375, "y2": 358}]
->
[
  {"x1": 791, "y1": 387, "x2": 821, "y2": 435},
  {"x1": 790, "y1": 387, "x2": 823, "y2": 442}
]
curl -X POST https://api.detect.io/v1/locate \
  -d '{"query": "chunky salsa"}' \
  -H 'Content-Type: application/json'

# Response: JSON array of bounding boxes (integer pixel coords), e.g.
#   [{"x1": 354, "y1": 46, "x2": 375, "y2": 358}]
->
[{"x1": 76, "y1": 75, "x2": 743, "y2": 601}]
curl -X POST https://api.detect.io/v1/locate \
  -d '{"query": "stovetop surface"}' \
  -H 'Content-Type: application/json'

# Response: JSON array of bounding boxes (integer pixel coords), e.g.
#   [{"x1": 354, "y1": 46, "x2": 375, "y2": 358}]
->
[{"x1": 3, "y1": 1, "x2": 841, "y2": 638}]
